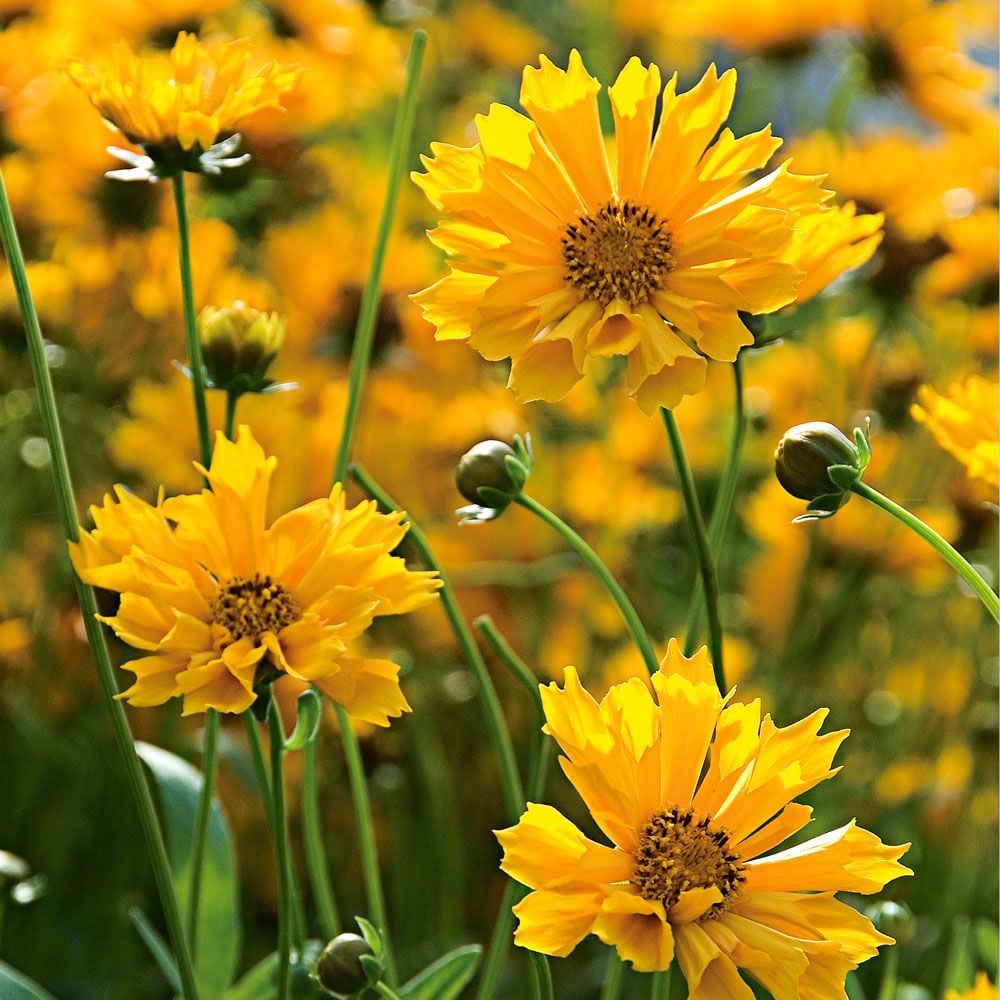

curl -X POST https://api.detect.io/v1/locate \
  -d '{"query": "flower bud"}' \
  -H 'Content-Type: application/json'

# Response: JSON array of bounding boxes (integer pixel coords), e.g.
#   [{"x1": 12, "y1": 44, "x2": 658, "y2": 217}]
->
[
  {"x1": 866, "y1": 900, "x2": 916, "y2": 944},
  {"x1": 775, "y1": 422, "x2": 860, "y2": 501},
  {"x1": 454, "y1": 436, "x2": 533, "y2": 524},
  {"x1": 315, "y1": 932, "x2": 374, "y2": 996},
  {"x1": 198, "y1": 301, "x2": 285, "y2": 393}
]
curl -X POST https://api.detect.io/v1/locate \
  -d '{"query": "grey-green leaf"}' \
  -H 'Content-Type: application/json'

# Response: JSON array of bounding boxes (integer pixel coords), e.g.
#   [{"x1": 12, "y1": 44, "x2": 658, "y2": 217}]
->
[
  {"x1": 0, "y1": 961, "x2": 59, "y2": 1000},
  {"x1": 224, "y1": 941, "x2": 327, "y2": 999},
  {"x1": 136, "y1": 741, "x2": 241, "y2": 998},
  {"x1": 397, "y1": 945, "x2": 482, "y2": 1000}
]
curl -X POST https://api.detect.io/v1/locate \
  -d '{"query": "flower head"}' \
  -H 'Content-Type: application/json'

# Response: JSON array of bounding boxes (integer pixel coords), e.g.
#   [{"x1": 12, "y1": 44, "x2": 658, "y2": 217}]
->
[
  {"x1": 497, "y1": 641, "x2": 911, "y2": 992},
  {"x1": 70, "y1": 427, "x2": 440, "y2": 720},
  {"x1": 413, "y1": 54, "x2": 881, "y2": 413},
  {"x1": 198, "y1": 301, "x2": 287, "y2": 394},
  {"x1": 67, "y1": 32, "x2": 299, "y2": 178},
  {"x1": 911, "y1": 376, "x2": 999, "y2": 490}
]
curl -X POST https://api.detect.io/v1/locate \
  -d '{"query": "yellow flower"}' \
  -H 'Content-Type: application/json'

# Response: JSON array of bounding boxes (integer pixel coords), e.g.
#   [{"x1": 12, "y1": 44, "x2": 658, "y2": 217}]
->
[
  {"x1": 497, "y1": 641, "x2": 911, "y2": 990},
  {"x1": 413, "y1": 55, "x2": 868, "y2": 414},
  {"x1": 70, "y1": 427, "x2": 440, "y2": 720},
  {"x1": 911, "y1": 375, "x2": 999, "y2": 489},
  {"x1": 67, "y1": 31, "x2": 298, "y2": 163},
  {"x1": 947, "y1": 972, "x2": 999, "y2": 1000}
]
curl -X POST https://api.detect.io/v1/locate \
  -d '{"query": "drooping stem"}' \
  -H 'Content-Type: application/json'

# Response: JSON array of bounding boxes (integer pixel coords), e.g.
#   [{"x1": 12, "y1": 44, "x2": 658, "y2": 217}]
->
[
  {"x1": 267, "y1": 703, "x2": 293, "y2": 1000},
  {"x1": 0, "y1": 165, "x2": 201, "y2": 1000},
  {"x1": 514, "y1": 494, "x2": 659, "y2": 676},
  {"x1": 599, "y1": 953, "x2": 625, "y2": 1000},
  {"x1": 660, "y1": 408, "x2": 726, "y2": 694},
  {"x1": 349, "y1": 465, "x2": 525, "y2": 1000},
  {"x1": 331, "y1": 29, "x2": 427, "y2": 485},
  {"x1": 336, "y1": 703, "x2": 398, "y2": 985},
  {"x1": 851, "y1": 481, "x2": 999, "y2": 621},
  {"x1": 303, "y1": 737, "x2": 341, "y2": 939},
  {"x1": 685, "y1": 356, "x2": 745, "y2": 645},
  {"x1": 186, "y1": 709, "x2": 219, "y2": 948},
  {"x1": 170, "y1": 173, "x2": 212, "y2": 468}
]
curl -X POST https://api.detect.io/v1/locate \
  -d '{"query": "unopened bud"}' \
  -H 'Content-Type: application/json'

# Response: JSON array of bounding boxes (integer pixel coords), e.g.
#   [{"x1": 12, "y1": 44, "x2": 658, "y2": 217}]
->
[
  {"x1": 455, "y1": 436, "x2": 533, "y2": 524},
  {"x1": 867, "y1": 900, "x2": 916, "y2": 943},
  {"x1": 198, "y1": 301, "x2": 285, "y2": 393},
  {"x1": 316, "y1": 933, "x2": 374, "y2": 996}
]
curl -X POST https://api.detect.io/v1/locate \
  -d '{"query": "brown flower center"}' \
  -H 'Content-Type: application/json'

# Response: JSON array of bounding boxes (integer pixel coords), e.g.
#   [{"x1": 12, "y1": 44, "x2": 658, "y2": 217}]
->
[
  {"x1": 211, "y1": 573, "x2": 302, "y2": 641},
  {"x1": 562, "y1": 199, "x2": 675, "y2": 308},
  {"x1": 632, "y1": 807, "x2": 746, "y2": 917}
]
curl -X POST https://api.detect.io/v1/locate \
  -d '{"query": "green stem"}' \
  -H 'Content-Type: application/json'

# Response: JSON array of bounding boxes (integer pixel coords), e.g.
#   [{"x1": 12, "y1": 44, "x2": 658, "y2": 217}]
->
[
  {"x1": 186, "y1": 709, "x2": 220, "y2": 948},
  {"x1": 650, "y1": 965, "x2": 672, "y2": 1000},
  {"x1": 336, "y1": 703, "x2": 398, "y2": 986},
  {"x1": 349, "y1": 465, "x2": 525, "y2": 1000},
  {"x1": 877, "y1": 946, "x2": 899, "y2": 1000},
  {"x1": 331, "y1": 29, "x2": 426, "y2": 486},
  {"x1": 515, "y1": 494, "x2": 659, "y2": 676},
  {"x1": 171, "y1": 173, "x2": 212, "y2": 468},
  {"x1": 373, "y1": 983, "x2": 404, "y2": 1000},
  {"x1": 851, "y1": 481, "x2": 999, "y2": 622},
  {"x1": 224, "y1": 391, "x2": 239, "y2": 440},
  {"x1": 659, "y1": 409, "x2": 725, "y2": 693},
  {"x1": 685, "y1": 356, "x2": 745, "y2": 645},
  {"x1": 303, "y1": 737, "x2": 341, "y2": 939},
  {"x1": 0, "y1": 164, "x2": 201, "y2": 1000},
  {"x1": 243, "y1": 713, "x2": 273, "y2": 825},
  {"x1": 599, "y1": 953, "x2": 625, "y2": 1000},
  {"x1": 528, "y1": 952, "x2": 555, "y2": 1000},
  {"x1": 267, "y1": 704, "x2": 293, "y2": 1000}
]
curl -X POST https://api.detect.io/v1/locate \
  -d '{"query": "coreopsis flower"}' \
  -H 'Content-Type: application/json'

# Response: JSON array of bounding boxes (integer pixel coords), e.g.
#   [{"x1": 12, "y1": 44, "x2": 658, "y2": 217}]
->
[
  {"x1": 497, "y1": 641, "x2": 911, "y2": 992},
  {"x1": 911, "y1": 376, "x2": 999, "y2": 490},
  {"x1": 70, "y1": 427, "x2": 440, "y2": 719},
  {"x1": 67, "y1": 31, "x2": 299, "y2": 178},
  {"x1": 413, "y1": 54, "x2": 878, "y2": 413},
  {"x1": 947, "y1": 973, "x2": 999, "y2": 1000}
]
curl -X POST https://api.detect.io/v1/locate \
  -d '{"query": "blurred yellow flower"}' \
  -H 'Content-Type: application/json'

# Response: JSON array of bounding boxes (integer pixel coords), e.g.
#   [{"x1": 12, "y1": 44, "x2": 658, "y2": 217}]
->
[
  {"x1": 413, "y1": 55, "x2": 866, "y2": 413},
  {"x1": 70, "y1": 427, "x2": 440, "y2": 719},
  {"x1": 67, "y1": 31, "x2": 298, "y2": 157},
  {"x1": 911, "y1": 375, "x2": 999, "y2": 489},
  {"x1": 497, "y1": 641, "x2": 911, "y2": 989},
  {"x1": 947, "y1": 972, "x2": 999, "y2": 1000}
]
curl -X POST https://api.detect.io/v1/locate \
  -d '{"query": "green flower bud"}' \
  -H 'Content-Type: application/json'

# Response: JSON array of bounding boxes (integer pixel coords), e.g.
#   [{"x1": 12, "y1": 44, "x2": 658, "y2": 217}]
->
[
  {"x1": 315, "y1": 933, "x2": 374, "y2": 996},
  {"x1": 775, "y1": 422, "x2": 860, "y2": 501},
  {"x1": 198, "y1": 301, "x2": 285, "y2": 394},
  {"x1": 455, "y1": 436, "x2": 533, "y2": 524},
  {"x1": 866, "y1": 900, "x2": 916, "y2": 944}
]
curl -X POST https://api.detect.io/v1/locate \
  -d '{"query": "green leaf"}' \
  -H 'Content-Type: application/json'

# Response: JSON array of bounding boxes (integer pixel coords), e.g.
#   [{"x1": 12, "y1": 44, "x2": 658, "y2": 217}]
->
[
  {"x1": 224, "y1": 941, "x2": 327, "y2": 1000},
  {"x1": 284, "y1": 689, "x2": 323, "y2": 752},
  {"x1": 136, "y1": 741, "x2": 241, "y2": 998},
  {"x1": 355, "y1": 916, "x2": 383, "y2": 955},
  {"x1": 397, "y1": 945, "x2": 482, "y2": 1000},
  {"x1": 975, "y1": 920, "x2": 999, "y2": 977},
  {"x1": 0, "y1": 961, "x2": 58, "y2": 1000},
  {"x1": 129, "y1": 906, "x2": 181, "y2": 994}
]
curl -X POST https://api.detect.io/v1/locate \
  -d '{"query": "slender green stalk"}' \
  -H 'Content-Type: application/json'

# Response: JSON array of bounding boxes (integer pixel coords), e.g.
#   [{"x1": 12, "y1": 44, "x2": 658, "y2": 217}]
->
[
  {"x1": 851, "y1": 481, "x2": 999, "y2": 621},
  {"x1": 514, "y1": 494, "x2": 659, "y2": 676},
  {"x1": 685, "y1": 356, "x2": 745, "y2": 645},
  {"x1": 243, "y1": 713, "x2": 272, "y2": 823},
  {"x1": 373, "y1": 983, "x2": 404, "y2": 1000},
  {"x1": 186, "y1": 709, "x2": 219, "y2": 947},
  {"x1": 170, "y1": 173, "x2": 212, "y2": 468},
  {"x1": 303, "y1": 737, "x2": 341, "y2": 939},
  {"x1": 336, "y1": 703, "x2": 398, "y2": 985},
  {"x1": 528, "y1": 952, "x2": 555, "y2": 1000},
  {"x1": 877, "y1": 948, "x2": 899, "y2": 1000},
  {"x1": 331, "y1": 29, "x2": 427, "y2": 483},
  {"x1": 0, "y1": 165, "x2": 201, "y2": 1000},
  {"x1": 660, "y1": 409, "x2": 725, "y2": 693},
  {"x1": 599, "y1": 954, "x2": 625, "y2": 1000},
  {"x1": 650, "y1": 965, "x2": 672, "y2": 1000},
  {"x1": 349, "y1": 466, "x2": 525, "y2": 1000},
  {"x1": 224, "y1": 391, "x2": 239, "y2": 440},
  {"x1": 267, "y1": 704, "x2": 293, "y2": 1000}
]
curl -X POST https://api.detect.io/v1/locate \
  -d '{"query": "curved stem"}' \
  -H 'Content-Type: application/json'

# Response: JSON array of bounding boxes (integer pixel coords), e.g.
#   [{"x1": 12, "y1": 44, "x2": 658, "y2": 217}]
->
[
  {"x1": 303, "y1": 737, "x2": 341, "y2": 939},
  {"x1": 685, "y1": 356, "x2": 745, "y2": 645},
  {"x1": 336, "y1": 703, "x2": 398, "y2": 985},
  {"x1": 267, "y1": 704, "x2": 293, "y2": 1000},
  {"x1": 599, "y1": 953, "x2": 625, "y2": 1000},
  {"x1": 851, "y1": 481, "x2": 999, "y2": 621},
  {"x1": 331, "y1": 29, "x2": 426, "y2": 486},
  {"x1": 186, "y1": 709, "x2": 219, "y2": 948},
  {"x1": 660, "y1": 408, "x2": 726, "y2": 694},
  {"x1": 170, "y1": 173, "x2": 212, "y2": 468},
  {"x1": 0, "y1": 165, "x2": 202, "y2": 1000},
  {"x1": 514, "y1": 494, "x2": 659, "y2": 676}
]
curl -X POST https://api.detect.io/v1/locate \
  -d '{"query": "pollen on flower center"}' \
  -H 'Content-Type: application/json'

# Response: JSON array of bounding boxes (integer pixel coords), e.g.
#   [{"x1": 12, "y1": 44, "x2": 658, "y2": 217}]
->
[
  {"x1": 562, "y1": 199, "x2": 675, "y2": 308},
  {"x1": 632, "y1": 807, "x2": 746, "y2": 917},
  {"x1": 211, "y1": 573, "x2": 302, "y2": 641}
]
